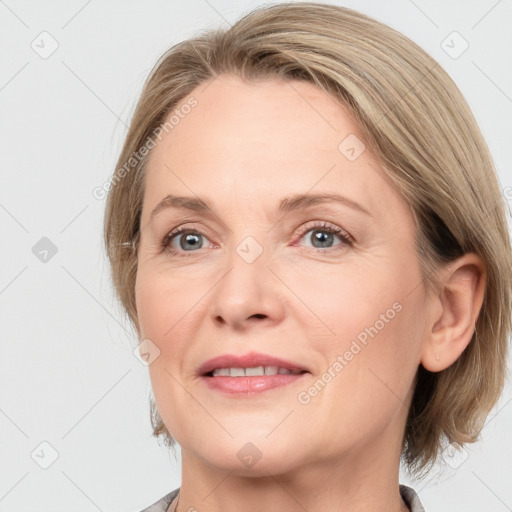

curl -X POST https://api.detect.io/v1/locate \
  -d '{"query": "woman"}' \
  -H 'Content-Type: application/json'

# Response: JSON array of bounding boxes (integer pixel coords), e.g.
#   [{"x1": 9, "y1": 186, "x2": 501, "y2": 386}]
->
[{"x1": 103, "y1": 3, "x2": 512, "y2": 511}]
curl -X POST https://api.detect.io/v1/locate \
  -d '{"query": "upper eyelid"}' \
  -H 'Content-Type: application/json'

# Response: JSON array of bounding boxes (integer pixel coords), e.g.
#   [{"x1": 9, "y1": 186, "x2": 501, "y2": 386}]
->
[
  {"x1": 165, "y1": 220, "x2": 347, "y2": 238},
  {"x1": 295, "y1": 220, "x2": 350, "y2": 236}
]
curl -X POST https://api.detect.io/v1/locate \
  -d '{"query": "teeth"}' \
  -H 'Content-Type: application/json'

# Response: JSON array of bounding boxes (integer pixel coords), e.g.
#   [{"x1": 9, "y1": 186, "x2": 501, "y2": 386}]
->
[
  {"x1": 230, "y1": 367, "x2": 246, "y2": 377},
  {"x1": 211, "y1": 366, "x2": 299, "y2": 377},
  {"x1": 212, "y1": 368, "x2": 230, "y2": 376},
  {"x1": 246, "y1": 366, "x2": 265, "y2": 376},
  {"x1": 264, "y1": 365, "x2": 279, "y2": 376}
]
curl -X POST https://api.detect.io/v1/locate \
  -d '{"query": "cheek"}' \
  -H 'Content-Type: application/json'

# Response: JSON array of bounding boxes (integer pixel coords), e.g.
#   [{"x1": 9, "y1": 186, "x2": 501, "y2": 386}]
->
[
  {"x1": 135, "y1": 265, "x2": 207, "y2": 342},
  {"x1": 134, "y1": 274, "x2": 167, "y2": 342},
  {"x1": 300, "y1": 258, "x2": 424, "y2": 396},
  {"x1": 326, "y1": 284, "x2": 424, "y2": 414},
  {"x1": 302, "y1": 305, "x2": 422, "y2": 455},
  {"x1": 286, "y1": 260, "x2": 402, "y2": 347},
  {"x1": 135, "y1": 267, "x2": 198, "y2": 440}
]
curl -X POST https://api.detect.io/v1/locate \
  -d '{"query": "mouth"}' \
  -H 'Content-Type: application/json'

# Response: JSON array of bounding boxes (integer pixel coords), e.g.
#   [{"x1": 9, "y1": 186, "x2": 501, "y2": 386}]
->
[
  {"x1": 198, "y1": 352, "x2": 310, "y2": 395},
  {"x1": 206, "y1": 366, "x2": 305, "y2": 377}
]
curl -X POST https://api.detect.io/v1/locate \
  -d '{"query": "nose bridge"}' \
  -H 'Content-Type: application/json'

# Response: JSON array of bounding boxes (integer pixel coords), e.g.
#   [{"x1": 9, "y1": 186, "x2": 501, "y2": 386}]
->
[
  {"x1": 208, "y1": 226, "x2": 283, "y2": 327},
  {"x1": 220, "y1": 230, "x2": 268, "y2": 301},
  {"x1": 223, "y1": 203, "x2": 269, "y2": 271}
]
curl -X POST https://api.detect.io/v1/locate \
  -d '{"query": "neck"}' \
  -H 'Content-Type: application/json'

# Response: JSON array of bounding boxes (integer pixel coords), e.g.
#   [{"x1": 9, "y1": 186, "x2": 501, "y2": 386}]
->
[{"x1": 174, "y1": 419, "x2": 410, "y2": 512}]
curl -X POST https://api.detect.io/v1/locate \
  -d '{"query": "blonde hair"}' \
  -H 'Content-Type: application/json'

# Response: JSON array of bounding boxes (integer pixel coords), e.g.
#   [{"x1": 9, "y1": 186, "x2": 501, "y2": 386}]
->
[{"x1": 103, "y1": 2, "x2": 512, "y2": 477}]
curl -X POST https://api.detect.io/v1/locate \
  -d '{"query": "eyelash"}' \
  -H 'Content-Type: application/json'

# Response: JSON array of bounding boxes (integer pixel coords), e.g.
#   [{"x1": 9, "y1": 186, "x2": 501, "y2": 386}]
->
[{"x1": 161, "y1": 221, "x2": 353, "y2": 256}]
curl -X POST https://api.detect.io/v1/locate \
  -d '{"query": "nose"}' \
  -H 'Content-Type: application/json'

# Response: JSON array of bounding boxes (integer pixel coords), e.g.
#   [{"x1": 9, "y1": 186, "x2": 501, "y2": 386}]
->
[{"x1": 208, "y1": 240, "x2": 286, "y2": 331}]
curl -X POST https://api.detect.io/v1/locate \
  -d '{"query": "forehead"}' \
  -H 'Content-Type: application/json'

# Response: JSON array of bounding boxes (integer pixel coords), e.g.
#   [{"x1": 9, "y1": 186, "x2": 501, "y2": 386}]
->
[
  {"x1": 142, "y1": 75, "x2": 409, "y2": 226},
  {"x1": 150, "y1": 75, "x2": 362, "y2": 161}
]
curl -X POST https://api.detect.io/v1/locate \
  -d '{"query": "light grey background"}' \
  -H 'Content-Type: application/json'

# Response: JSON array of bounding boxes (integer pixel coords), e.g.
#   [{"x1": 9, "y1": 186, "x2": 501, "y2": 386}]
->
[{"x1": 1, "y1": 0, "x2": 511, "y2": 511}]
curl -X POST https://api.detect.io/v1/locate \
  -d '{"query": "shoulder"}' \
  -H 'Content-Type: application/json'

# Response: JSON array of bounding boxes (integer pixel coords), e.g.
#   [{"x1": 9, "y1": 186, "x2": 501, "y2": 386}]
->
[
  {"x1": 138, "y1": 488, "x2": 180, "y2": 512},
  {"x1": 400, "y1": 484, "x2": 426, "y2": 512}
]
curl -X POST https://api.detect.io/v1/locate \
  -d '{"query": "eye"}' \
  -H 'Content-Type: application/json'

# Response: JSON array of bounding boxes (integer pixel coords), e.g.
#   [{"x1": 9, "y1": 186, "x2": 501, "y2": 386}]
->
[
  {"x1": 160, "y1": 221, "x2": 353, "y2": 256},
  {"x1": 161, "y1": 227, "x2": 212, "y2": 253},
  {"x1": 295, "y1": 221, "x2": 353, "y2": 250}
]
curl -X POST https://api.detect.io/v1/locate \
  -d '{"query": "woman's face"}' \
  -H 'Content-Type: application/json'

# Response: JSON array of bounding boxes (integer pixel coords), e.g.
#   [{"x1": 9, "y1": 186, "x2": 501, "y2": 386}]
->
[{"x1": 135, "y1": 75, "x2": 430, "y2": 475}]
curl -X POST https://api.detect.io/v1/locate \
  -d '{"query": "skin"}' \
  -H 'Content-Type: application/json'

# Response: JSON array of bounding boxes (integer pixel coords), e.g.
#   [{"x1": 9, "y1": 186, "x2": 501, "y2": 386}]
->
[{"x1": 134, "y1": 75, "x2": 485, "y2": 512}]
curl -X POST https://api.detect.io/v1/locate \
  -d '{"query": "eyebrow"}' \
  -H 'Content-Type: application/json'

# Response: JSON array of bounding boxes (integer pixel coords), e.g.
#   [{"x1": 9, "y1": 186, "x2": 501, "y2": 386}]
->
[{"x1": 150, "y1": 192, "x2": 372, "y2": 220}]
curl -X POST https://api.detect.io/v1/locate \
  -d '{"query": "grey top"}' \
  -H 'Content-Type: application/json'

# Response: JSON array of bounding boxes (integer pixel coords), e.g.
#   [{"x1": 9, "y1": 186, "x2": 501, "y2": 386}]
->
[{"x1": 139, "y1": 484, "x2": 425, "y2": 511}]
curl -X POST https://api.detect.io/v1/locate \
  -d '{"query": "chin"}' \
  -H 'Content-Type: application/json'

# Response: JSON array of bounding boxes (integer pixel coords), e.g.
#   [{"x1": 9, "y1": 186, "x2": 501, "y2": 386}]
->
[{"x1": 178, "y1": 427, "x2": 310, "y2": 476}]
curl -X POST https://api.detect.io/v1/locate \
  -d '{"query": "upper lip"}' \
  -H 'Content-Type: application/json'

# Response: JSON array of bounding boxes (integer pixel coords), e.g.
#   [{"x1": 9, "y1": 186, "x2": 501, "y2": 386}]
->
[{"x1": 198, "y1": 351, "x2": 309, "y2": 376}]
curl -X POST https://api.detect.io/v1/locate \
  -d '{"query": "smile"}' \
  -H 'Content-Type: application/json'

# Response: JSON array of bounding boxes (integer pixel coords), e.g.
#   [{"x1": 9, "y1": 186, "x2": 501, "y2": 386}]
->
[
  {"x1": 210, "y1": 366, "x2": 303, "y2": 377},
  {"x1": 198, "y1": 352, "x2": 310, "y2": 395}
]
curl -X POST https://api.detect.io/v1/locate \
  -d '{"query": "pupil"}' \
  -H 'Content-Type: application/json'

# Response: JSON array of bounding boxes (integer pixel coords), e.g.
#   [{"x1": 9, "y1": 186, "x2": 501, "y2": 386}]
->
[
  {"x1": 313, "y1": 230, "x2": 332, "y2": 248},
  {"x1": 181, "y1": 233, "x2": 201, "y2": 250}
]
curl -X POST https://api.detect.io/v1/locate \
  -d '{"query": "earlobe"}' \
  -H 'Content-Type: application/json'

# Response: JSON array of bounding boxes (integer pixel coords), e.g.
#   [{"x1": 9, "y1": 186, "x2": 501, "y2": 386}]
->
[{"x1": 420, "y1": 253, "x2": 485, "y2": 372}]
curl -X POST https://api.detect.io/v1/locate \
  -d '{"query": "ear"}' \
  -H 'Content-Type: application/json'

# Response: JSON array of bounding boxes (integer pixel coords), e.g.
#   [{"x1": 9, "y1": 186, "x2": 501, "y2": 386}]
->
[{"x1": 421, "y1": 253, "x2": 486, "y2": 372}]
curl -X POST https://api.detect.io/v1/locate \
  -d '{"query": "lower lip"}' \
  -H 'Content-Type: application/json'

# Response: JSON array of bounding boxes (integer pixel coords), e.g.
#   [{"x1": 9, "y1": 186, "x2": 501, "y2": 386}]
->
[{"x1": 201, "y1": 373, "x2": 308, "y2": 395}]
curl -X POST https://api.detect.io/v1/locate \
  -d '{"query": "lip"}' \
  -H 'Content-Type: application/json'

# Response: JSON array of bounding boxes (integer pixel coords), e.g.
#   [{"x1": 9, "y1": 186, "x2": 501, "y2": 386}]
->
[
  {"x1": 197, "y1": 351, "x2": 309, "y2": 376},
  {"x1": 197, "y1": 351, "x2": 310, "y2": 396}
]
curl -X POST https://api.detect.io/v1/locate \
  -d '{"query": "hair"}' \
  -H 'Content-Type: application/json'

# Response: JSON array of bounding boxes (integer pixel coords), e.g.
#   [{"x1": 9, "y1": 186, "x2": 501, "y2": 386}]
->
[{"x1": 103, "y1": 2, "x2": 512, "y2": 478}]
